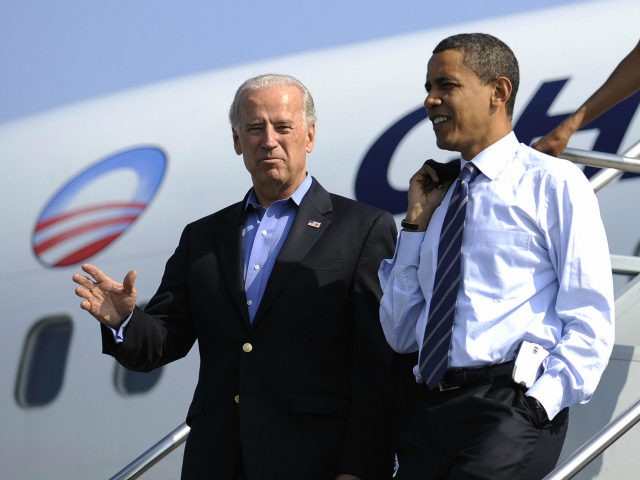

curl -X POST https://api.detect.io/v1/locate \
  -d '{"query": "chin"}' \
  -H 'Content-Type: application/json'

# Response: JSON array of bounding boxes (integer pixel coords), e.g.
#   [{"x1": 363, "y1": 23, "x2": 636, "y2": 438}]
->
[{"x1": 435, "y1": 138, "x2": 453, "y2": 151}]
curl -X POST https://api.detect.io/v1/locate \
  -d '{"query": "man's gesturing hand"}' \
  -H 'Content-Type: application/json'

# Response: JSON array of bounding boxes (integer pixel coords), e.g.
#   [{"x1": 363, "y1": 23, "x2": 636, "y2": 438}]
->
[{"x1": 73, "y1": 263, "x2": 138, "y2": 329}]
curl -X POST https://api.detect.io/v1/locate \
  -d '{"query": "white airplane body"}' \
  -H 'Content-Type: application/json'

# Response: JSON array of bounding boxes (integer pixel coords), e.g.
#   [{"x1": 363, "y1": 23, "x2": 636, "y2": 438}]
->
[{"x1": 2, "y1": 1, "x2": 640, "y2": 478}]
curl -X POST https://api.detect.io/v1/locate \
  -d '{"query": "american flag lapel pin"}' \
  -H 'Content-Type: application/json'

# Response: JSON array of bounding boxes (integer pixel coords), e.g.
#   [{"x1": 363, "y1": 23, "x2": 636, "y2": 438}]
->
[{"x1": 307, "y1": 220, "x2": 322, "y2": 229}]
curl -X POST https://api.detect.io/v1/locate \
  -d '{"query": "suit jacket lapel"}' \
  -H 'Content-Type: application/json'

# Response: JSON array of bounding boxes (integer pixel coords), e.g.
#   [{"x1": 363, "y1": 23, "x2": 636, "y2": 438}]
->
[
  {"x1": 252, "y1": 179, "x2": 333, "y2": 325},
  {"x1": 216, "y1": 200, "x2": 251, "y2": 327}
]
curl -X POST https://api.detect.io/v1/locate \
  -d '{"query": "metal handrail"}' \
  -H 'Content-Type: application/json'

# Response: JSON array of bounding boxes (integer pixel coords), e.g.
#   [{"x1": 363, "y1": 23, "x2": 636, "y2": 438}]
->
[
  {"x1": 562, "y1": 148, "x2": 640, "y2": 173},
  {"x1": 542, "y1": 138, "x2": 640, "y2": 479},
  {"x1": 561, "y1": 137, "x2": 640, "y2": 192},
  {"x1": 108, "y1": 422, "x2": 190, "y2": 480},
  {"x1": 611, "y1": 253, "x2": 640, "y2": 276},
  {"x1": 108, "y1": 139, "x2": 640, "y2": 480},
  {"x1": 543, "y1": 399, "x2": 640, "y2": 480}
]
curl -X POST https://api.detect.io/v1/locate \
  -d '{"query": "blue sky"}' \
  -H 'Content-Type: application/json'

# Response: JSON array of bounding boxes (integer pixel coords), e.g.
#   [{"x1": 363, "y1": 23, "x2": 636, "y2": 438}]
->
[{"x1": 1, "y1": 0, "x2": 590, "y2": 125}]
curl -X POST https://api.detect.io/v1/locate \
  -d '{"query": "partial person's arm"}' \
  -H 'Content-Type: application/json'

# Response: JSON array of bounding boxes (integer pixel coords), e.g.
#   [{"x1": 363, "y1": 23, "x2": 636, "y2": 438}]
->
[
  {"x1": 533, "y1": 40, "x2": 640, "y2": 156},
  {"x1": 339, "y1": 211, "x2": 397, "y2": 480},
  {"x1": 99, "y1": 226, "x2": 197, "y2": 371},
  {"x1": 527, "y1": 165, "x2": 615, "y2": 420}
]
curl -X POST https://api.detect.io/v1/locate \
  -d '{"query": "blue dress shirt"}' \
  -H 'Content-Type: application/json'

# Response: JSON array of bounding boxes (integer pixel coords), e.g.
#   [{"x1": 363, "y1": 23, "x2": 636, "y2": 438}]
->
[
  {"x1": 379, "y1": 132, "x2": 615, "y2": 419},
  {"x1": 242, "y1": 175, "x2": 312, "y2": 322}
]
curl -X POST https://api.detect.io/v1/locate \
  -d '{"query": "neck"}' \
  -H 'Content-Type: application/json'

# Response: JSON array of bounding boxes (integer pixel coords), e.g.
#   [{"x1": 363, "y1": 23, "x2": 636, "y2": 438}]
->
[{"x1": 253, "y1": 181, "x2": 301, "y2": 208}]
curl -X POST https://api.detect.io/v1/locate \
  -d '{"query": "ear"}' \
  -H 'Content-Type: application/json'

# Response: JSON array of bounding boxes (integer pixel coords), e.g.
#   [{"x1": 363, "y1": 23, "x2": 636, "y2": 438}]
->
[
  {"x1": 232, "y1": 128, "x2": 242, "y2": 155},
  {"x1": 306, "y1": 124, "x2": 316, "y2": 153},
  {"x1": 491, "y1": 76, "x2": 513, "y2": 110}
]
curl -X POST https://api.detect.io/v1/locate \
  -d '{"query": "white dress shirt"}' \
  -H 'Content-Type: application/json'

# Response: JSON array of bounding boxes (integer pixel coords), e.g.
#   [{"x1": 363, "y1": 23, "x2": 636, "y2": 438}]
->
[{"x1": 379, "y1": 131, "x2": 615, "y2": 419}]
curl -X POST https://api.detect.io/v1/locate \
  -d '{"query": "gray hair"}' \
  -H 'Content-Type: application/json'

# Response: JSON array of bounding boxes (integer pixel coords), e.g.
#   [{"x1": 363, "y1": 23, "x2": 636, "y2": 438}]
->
[
  {"x1": 433, "y1": 33, "x2": 520, "y2": 118},
  {"x1": 228, "y1": 74, "x2": 317, "y2": 130}
]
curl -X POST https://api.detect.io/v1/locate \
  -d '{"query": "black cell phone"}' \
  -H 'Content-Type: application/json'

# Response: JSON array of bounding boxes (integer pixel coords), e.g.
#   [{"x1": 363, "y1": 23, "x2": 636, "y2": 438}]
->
[{"x1": 422, "y1": 159, "x2": 460, "y2": 189}]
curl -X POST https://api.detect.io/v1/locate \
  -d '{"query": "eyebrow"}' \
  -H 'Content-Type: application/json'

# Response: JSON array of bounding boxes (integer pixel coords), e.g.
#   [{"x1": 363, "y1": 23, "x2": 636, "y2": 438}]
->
[
  {"x1": 426, "y1": 75, "x2": 460, "y2": 89},
  {"x1": 243, "y1": 119, "x2": 295, "y2": 130}
]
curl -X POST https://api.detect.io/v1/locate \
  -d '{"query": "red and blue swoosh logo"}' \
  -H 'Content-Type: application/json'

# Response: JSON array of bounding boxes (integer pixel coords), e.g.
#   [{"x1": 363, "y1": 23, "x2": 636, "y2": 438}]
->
[{"x1": 33, "y1": 147, "x2": 167, "y2": 267}]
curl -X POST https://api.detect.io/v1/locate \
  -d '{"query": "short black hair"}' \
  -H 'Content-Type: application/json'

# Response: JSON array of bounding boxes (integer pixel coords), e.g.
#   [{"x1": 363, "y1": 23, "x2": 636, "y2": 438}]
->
[{"x1": 433, "y1": 33, "x2": 520, "y2": 118}]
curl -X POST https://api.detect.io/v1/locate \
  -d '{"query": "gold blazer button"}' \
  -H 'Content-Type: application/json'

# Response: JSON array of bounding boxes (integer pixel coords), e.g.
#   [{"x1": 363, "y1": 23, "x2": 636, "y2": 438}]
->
[{"x1": 242, "y1": 342, "x2": 253, "y2": 353}]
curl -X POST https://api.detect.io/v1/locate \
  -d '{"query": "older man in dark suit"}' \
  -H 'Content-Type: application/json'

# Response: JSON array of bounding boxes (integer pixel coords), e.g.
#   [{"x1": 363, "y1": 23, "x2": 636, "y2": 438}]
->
[{"x1": 73, "y1": 74, "x2": 397, "y2": 480}]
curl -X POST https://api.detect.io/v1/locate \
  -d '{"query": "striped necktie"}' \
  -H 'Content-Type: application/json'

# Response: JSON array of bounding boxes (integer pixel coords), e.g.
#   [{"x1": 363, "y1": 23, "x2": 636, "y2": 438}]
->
[{"x1": 418, "y1": 162, "x2": 480, "y2": 389}]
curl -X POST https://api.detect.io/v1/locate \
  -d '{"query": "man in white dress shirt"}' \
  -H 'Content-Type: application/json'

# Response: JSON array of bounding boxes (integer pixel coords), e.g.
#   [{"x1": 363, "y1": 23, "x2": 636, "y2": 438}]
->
[{"x1": 379, "y1": 33, "x2": 615, "y2": 479}]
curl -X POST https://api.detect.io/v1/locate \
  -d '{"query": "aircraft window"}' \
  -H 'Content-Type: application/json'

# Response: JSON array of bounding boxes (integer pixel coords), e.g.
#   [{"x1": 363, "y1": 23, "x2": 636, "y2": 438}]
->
[
  {"x1": 112, "y1": 300, "x2": 163, "y2": 395},
  {"x1": 114, "y1": 363, "x2": 163, "y2": 395},
  {"x1": 15, "y1": 316, "x2": 73, "y2": 408}
]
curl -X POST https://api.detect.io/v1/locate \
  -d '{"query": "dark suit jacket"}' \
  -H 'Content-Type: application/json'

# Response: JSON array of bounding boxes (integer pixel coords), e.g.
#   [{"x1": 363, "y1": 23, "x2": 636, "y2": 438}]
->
[{"x1": 102, "y1": 178, "x2": 398, "y2": 480}]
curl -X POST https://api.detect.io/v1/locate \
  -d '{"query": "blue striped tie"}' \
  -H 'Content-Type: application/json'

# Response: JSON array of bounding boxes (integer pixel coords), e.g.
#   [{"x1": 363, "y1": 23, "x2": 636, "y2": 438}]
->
[{"x1": 419, "y1": 162, "x2": 480, "y2": 389}]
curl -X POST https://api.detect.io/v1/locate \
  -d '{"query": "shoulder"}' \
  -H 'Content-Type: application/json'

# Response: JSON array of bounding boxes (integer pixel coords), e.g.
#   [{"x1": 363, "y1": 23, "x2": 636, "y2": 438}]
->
[
  {"x1": 516, "y1": 143, "x2": 591, "y2": 187},
  {"x1": 309, "y1": 177, "x2": 395, "y2": 223},
  {"x1": 331, "y1": 192, "x2": 387, "y2": 214},
  {"x1": 330, "y1": 192, "x2": 396, "y2": 228},
  {"x1": 182, "y1": 201, "x2": 244, "y2": 234}
]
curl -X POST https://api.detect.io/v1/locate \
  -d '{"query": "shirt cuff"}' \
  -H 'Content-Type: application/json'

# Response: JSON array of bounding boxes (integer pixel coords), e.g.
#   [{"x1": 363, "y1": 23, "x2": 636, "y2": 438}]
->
[
  {"x1": 108, "y1": 312, "x2": 133, "y2": 344},
  {"x1": 395, "y1": 230, "x2": 424, "y2": 266},
  {"x1": 527, "y1": 373, "x2": 565, "y2": 420}
]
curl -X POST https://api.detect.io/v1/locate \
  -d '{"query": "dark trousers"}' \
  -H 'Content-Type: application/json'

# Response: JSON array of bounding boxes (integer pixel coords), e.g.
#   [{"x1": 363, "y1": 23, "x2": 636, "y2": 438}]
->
[{"x1": 395, "y1": 378, "x2": 569, "y2": 480}]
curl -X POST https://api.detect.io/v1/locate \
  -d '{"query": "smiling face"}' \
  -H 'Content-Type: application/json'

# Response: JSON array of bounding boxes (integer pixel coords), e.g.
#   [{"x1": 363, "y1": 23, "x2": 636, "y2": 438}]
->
[
  {"x1": 424, "y1": 48, "x2": 504, "y2": 160},
  {"x1": 232, "y1": 84, "x2": 315, "y2": 206}
]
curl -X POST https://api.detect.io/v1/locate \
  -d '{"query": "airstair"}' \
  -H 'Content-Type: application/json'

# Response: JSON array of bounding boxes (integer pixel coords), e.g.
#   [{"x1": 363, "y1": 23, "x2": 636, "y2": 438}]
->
[{"x1": 109, "y1": 139, "x2": 640, "y2": 480}]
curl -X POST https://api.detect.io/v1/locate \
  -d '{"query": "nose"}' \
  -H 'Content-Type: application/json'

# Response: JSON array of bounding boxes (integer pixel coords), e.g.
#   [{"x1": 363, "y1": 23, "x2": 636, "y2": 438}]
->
[
  {"x1": 262, "y1": 126, "x2": 278, "y2": 150},
  {"x1": 424, "y1": 94, "x2": 440, "y2": 112}
]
